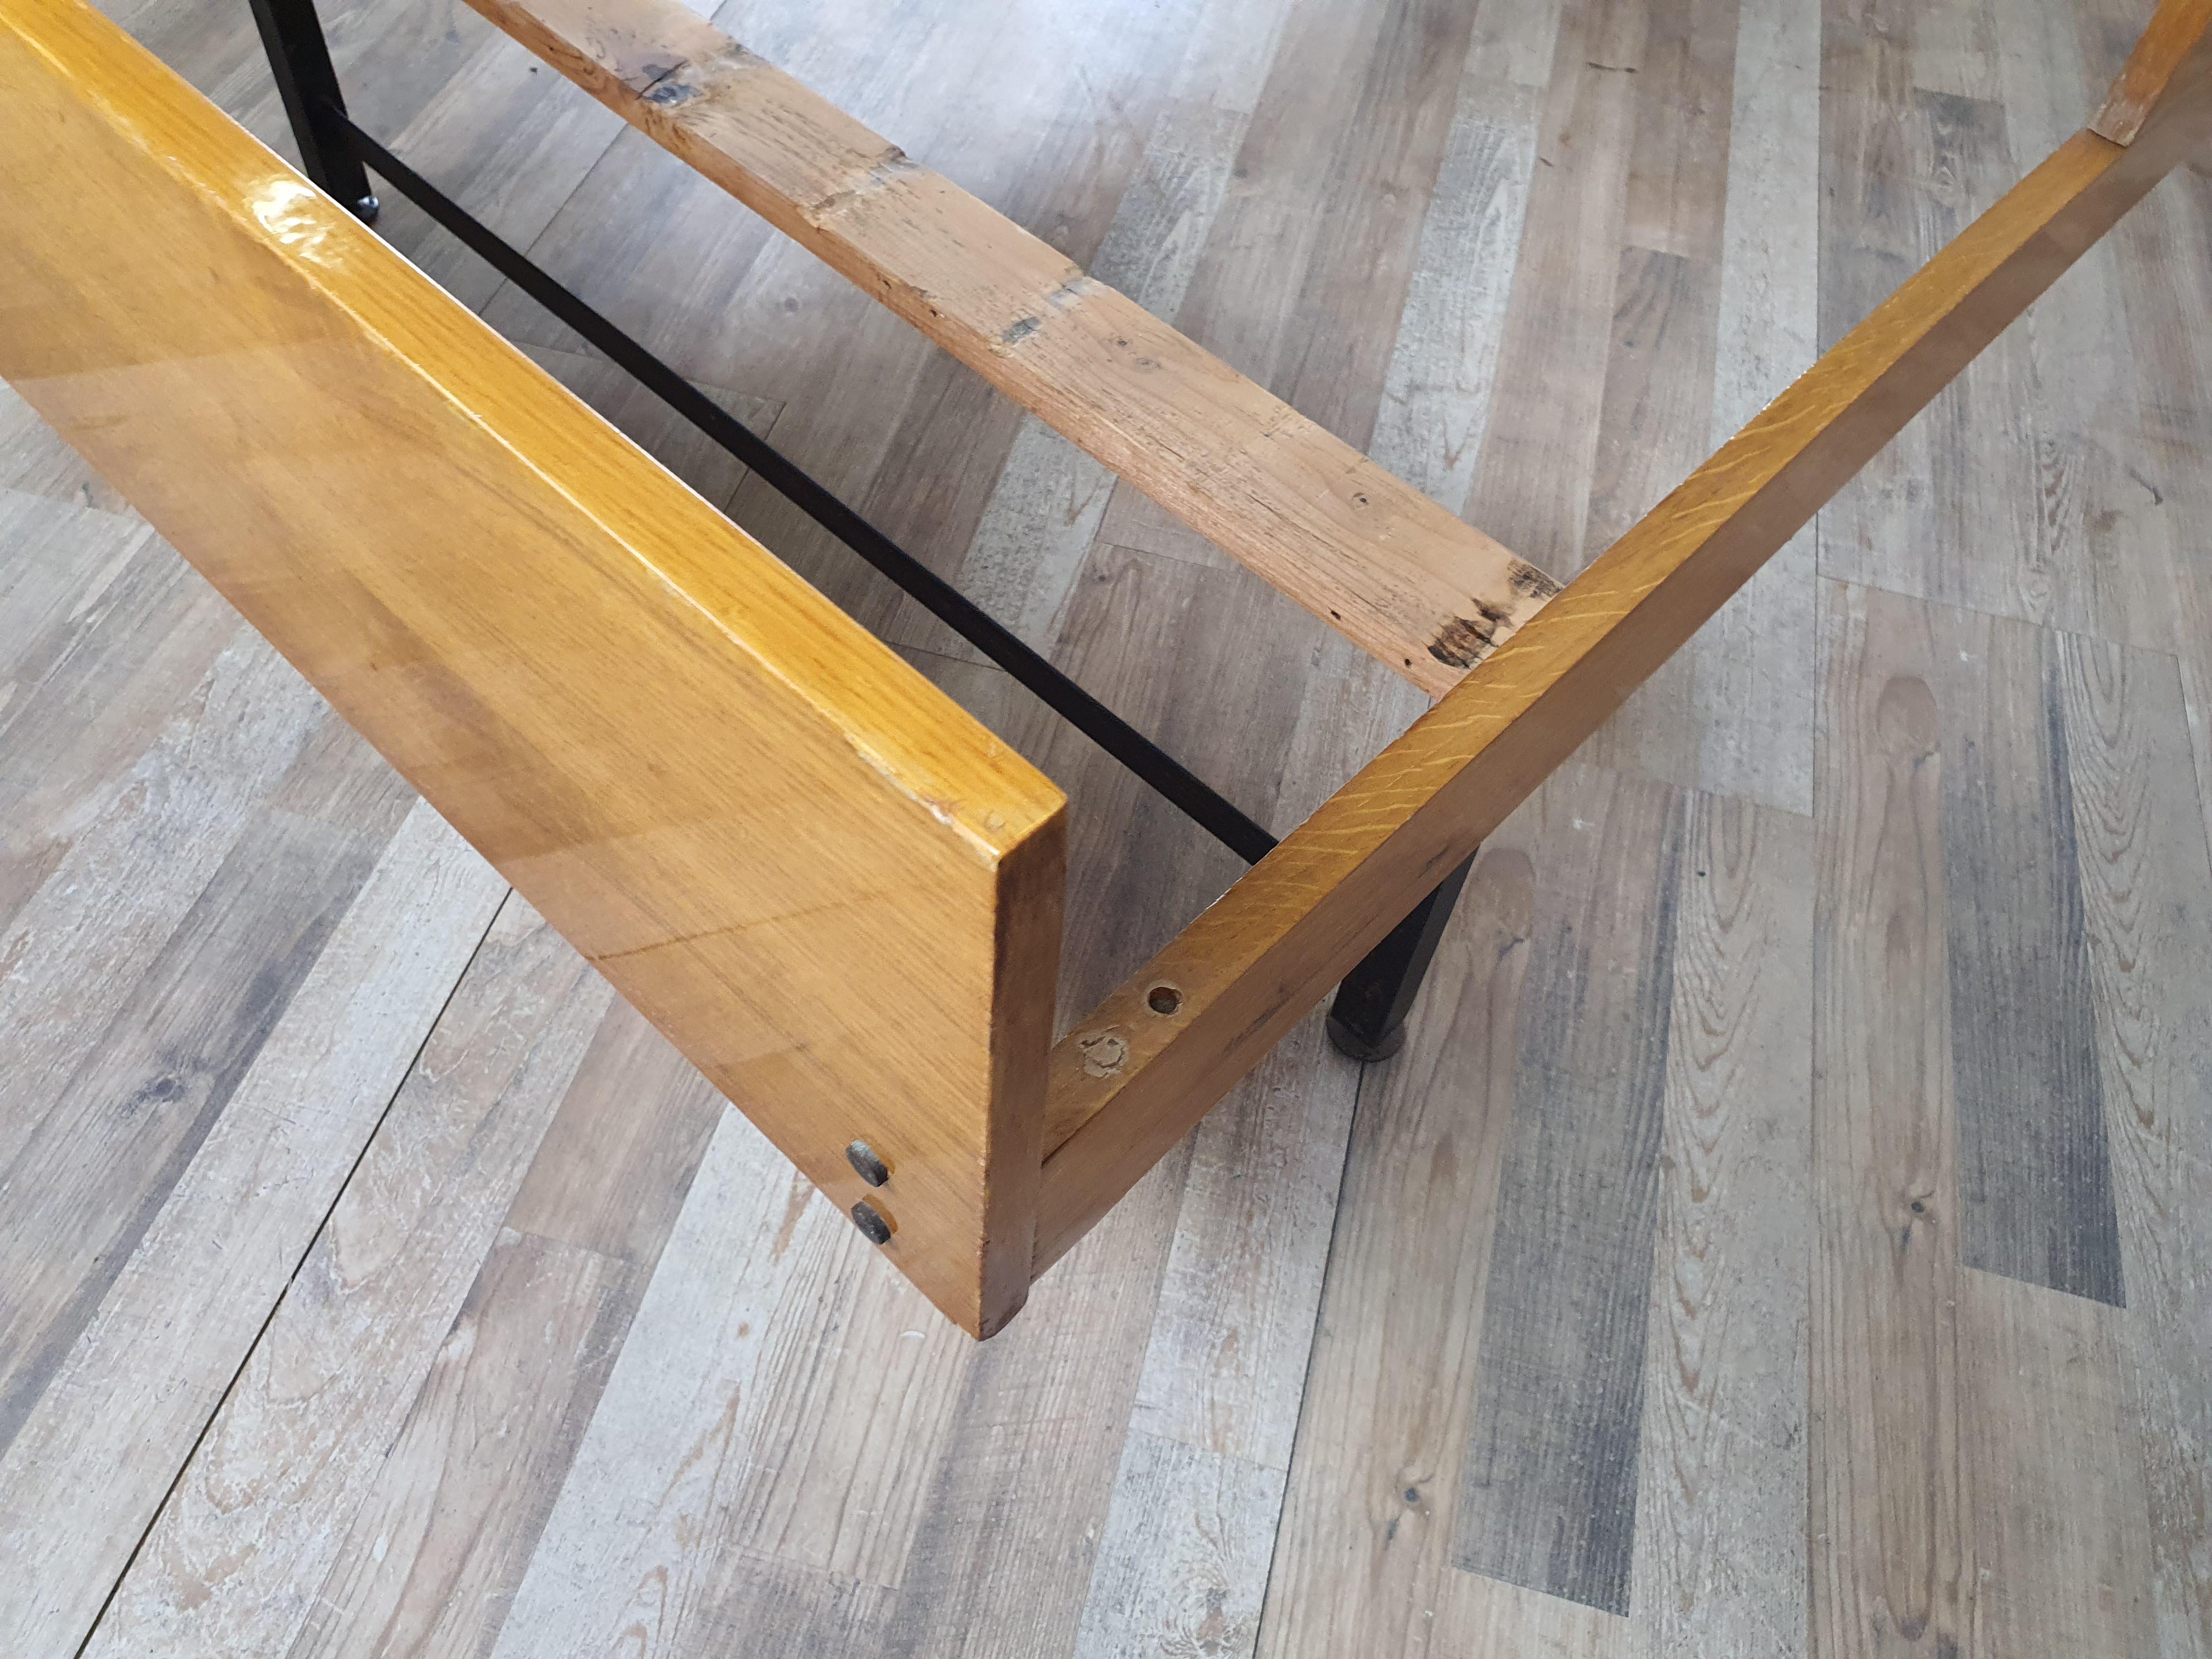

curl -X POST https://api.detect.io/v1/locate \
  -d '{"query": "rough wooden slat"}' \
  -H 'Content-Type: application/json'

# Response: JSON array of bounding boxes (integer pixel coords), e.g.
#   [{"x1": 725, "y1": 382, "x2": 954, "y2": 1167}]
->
[
  {"x1": 458, "y1": 0, "x2": 1565, "y2": 693},
  {"x1": 1036, "y1": 91, "x2": 2211, "y2": 1272},
  {"x1": 0, "y1": 0, "x2": 1064, "y2": 1335},
  {"x1": 951, "y1": 0, "x2": 1302, "y2": 648}
]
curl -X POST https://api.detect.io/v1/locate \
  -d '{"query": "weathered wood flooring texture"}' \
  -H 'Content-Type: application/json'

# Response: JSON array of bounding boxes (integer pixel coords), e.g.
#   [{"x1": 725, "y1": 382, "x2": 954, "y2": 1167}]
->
[{"x1": 2, "y1": 0, "x2": 2209, "y2": 1652}]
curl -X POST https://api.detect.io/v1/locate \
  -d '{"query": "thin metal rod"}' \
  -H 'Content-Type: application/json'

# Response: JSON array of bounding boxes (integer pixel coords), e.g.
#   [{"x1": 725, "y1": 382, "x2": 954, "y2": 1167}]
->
[
  {"x1": 1325, "y1": 853, "x2": 1475, "y2": 1062},
  {"x1": 329, "y1": 115, "x2": 1280, "y2": 868},
  {"x1": 246, "y1": 0, "x2": 379, "y2": 220}
]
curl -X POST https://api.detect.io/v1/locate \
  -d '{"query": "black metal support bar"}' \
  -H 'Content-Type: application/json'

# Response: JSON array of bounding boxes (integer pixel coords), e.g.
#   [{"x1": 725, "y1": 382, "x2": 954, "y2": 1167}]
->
[
  {"x1": 1326, "y1": 853, "x2": 1476, "y2": 1062},
  {"x1": 331, "y1": 115, "x2": 1280, "y2": 868},
  {"x1": 246, "y1": 0, "x2": 379, "y2": 221}
]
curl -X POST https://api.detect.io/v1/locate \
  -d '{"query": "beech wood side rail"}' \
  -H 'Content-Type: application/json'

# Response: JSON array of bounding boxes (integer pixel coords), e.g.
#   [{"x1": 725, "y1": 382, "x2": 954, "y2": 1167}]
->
[{"x1": 3, "y1": 0, "x2": 2207, "y2": 1336}]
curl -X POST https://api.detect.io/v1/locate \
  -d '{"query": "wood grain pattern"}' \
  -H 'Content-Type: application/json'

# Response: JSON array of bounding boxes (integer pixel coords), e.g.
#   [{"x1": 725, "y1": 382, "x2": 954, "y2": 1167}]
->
[
  {"x1": 2059, "y1": 617, "x2": 2212, "y2": 1656},
  {"x1": 0, "y1": 0, "x2": 1063, "y2": 1336},
  {"x1": 0, "y1": 802, "x2": 505, "y2": 1656},
  {"x1": 287, "y1": 1230, "x2": 644, "y2": 1659},
  {"x1": 478, "y1": 1109, "x2": 849, "y2": 1657},
  {"x1": 1813, "y1": 572, "x2": 2212, "y2": 1656},
  {"x1": 1960, "y1": 1272, "x2": 2156, "y2": 1659},
  {"x1": 0, "y1": 713, "x2": 415, "y2": 1439},
  {"x1": 82, "y1": 896, "x2": 611, "y2": 1656},
  {"x1": 1074, "y1": 1433, "x2": 1283, "y2": 1659},
  {"x1": 0, "y1": 490, "x2": 203, "y2": 927},
  {"x1": 1688, "y1": 0, "x2": 1821, "y2": 815},
  {"x1": 1461, "y1": 0, "x2": 1647, "y2": 579},
  {"x1": 1036, "y1": 93, "x2": 2208, "y2": 1274},
  {"x1": 1628, "y1": 792, "x2": 1814, "y2": 1655},
  {"x1": 1256, "y1": 842, "x2": 1539, "y2": 1659},
  {"x1": 1811, "y1": 580, "x2": 1970, "y2": 1658},
  {"x1": 1941, "y1": 618, "x2": 2124, "y2": 1305},
  {"x1": 1454, "y1": 770, "x2": 1686, "y2": 1616},
  {"x1": 453, "y1": 0, "x2": 1566, "y2": 694}
]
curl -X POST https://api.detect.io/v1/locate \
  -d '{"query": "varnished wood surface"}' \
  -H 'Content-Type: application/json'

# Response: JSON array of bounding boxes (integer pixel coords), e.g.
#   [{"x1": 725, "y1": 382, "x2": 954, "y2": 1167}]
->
[
  {"x1": 8, "y1": 0, "x2": 2212, "y2": 1651},
  {"x1": 455, "y1": 0, "x2": 1565, "y2": 696},
  {"x1": 0, "y1": 0, "x2": 1064, "y2": 1336}
]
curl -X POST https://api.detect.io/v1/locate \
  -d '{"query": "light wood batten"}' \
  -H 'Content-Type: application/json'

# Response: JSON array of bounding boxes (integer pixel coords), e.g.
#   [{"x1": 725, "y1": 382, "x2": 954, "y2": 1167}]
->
[{"x1": 458, "y1": 0, "x2": 1564, "y2": 696}]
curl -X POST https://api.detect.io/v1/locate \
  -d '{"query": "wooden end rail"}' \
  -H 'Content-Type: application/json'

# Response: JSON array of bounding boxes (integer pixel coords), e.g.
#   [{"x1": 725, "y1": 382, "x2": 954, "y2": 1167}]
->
[
  {"x1": 1032, "y1": 0, "x2": 2212, "y2": 1267},
  {"x1": 0, "y1": 0, "x2": 1066, "y2": 1339},
  {"x1": 458, "y1": 0, "x2": 1564, "y2": 697}
]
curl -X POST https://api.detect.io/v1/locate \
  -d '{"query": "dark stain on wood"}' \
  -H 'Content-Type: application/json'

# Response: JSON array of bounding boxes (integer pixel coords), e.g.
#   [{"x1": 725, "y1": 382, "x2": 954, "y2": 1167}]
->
[
  {"x1": 1452, "y1": 777, "x2": 1687, "y2": 1616},
  {"x1": 1943, "y1": 626, "x2": 2124, "y2": 1307},
  {"x1": 1510, "y1": 560, "x2": 1565, "y2": 601},
  {"x1": 1430, "y1": 596, "x2": 1519, "y2": 670}
]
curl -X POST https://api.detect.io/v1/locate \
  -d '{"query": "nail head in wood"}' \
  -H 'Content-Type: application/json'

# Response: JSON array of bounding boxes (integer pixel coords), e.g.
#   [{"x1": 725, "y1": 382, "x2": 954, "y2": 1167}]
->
[
  {"x1": 850, "y1": 1200, "x2": 893, "y2": 1246},
  {"x1": 846, "y1": 1139, "x2": 889, "y2": 1186}
]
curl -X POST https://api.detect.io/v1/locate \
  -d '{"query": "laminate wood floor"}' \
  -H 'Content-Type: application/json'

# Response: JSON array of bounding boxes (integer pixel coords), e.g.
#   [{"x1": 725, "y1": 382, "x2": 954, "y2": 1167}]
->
[{"x1": 4, "y1": 0, "x2": 2210, "y2": 1652}]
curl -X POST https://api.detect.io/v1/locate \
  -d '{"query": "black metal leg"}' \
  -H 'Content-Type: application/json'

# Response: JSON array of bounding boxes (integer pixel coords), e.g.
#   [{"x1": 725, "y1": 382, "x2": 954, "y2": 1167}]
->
[
  {"x1": 1326, "y1": 853, "x2": 1476, "y2": 1063},
  {"x1": 247, "y1": 0, "x2": 379, "y2": 221}
]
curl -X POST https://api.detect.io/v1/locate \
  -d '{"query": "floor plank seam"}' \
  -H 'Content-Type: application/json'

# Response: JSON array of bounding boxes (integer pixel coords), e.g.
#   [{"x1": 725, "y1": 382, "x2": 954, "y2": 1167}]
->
[
  {"x1": 64, "y1": 884, "x2": 516, "y2": 1659},
  {"x1": 1245, "y1": 1053, "x2": 1374, "y2": 1655}
]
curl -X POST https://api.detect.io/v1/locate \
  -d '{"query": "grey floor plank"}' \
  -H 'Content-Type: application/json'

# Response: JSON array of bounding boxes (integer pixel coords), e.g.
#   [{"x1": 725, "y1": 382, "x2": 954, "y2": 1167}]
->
[
  {"x1": 81, "y1": 897, "x2": 611, "y2": 1657},
  {"x1": 1453, "y1": 769, "x2": 1688, "y2": 1617},
  {"x1": 1942, "y1": 618, "x2": 2124, "y2": 1305}
]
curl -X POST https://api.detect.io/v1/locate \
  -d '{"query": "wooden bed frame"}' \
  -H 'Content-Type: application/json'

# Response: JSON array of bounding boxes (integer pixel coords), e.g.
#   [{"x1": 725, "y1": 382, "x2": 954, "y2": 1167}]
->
[{"x1": 3, "y1": 0, "x2": 2206, "y2": 1337}]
